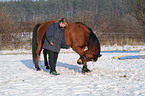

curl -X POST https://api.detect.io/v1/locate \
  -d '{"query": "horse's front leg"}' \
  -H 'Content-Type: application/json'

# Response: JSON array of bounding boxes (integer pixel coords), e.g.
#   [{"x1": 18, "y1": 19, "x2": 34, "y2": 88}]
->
[
  {"x1": 72, "y1": 46, "x2": 84, "y2": 64},
  {"x1": 82, "y1": 55, "x2": 91, "y2": 73},
  {"x1": 77, "y1": 57, "x2": 83, "y2": 64}
]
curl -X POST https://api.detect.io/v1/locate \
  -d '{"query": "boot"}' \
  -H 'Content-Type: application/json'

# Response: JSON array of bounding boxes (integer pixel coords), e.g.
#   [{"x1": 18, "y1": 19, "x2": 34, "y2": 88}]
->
[{"x1": 50, "y1": 71, "x2": 60, "y2": 75}]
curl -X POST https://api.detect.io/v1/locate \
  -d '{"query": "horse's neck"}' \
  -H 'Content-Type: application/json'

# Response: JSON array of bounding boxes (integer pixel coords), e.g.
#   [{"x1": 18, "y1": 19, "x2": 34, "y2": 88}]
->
[{"x1": 88, "y1": 42, "x2": 99, "y2": 52}]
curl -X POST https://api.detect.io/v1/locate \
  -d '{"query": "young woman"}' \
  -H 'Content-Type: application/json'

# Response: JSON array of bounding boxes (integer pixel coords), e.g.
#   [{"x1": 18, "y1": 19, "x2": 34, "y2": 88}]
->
[{"x1": 43, "y1": 18, "x2": 69, "y2": 75}]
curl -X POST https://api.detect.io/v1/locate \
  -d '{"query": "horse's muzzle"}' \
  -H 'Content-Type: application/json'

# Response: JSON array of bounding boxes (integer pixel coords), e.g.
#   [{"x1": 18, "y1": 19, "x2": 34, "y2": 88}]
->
[
  {"x1": 93, "y1": 57, "x2": 98, "y2": 62},
  {"x1": 92, "y1": 54, "x2": 102, "y2": 62}
]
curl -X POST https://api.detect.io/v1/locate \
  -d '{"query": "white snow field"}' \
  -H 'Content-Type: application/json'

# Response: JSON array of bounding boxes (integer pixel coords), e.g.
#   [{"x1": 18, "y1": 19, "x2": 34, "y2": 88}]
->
[{"x1": 0, "y1": 45, "x2": 145, "y2": 96}]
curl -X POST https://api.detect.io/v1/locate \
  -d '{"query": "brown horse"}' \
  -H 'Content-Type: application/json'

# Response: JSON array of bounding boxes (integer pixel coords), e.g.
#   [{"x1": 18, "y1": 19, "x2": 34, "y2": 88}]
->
[{"x1": 32, "y1": 21, "x2": 102, "y2": 73}]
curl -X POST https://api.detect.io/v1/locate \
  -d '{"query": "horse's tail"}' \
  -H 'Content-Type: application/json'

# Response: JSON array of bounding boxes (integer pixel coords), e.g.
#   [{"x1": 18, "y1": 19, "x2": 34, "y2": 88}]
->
[{"x1": 32, "y1": 23, "x2": 41, "y2": 63}]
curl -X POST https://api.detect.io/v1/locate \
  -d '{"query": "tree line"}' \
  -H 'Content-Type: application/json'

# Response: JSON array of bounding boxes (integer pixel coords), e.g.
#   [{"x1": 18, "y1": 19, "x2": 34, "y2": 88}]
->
[
  {"x1": 0, "y1": 0, "x2": 144, "y2": 29},
  {"x1": 0, "y1": 0, "x2": 139, "y2": 21},
  {"x1": 0, "y1": 0, "x2": 144, "y2": 49}
]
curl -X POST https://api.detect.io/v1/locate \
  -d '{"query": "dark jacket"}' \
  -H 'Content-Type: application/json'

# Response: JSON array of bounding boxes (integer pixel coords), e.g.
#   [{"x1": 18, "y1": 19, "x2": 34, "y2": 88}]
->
[{"x1": 43, "y1": 22, "x2": 69, "y2": 53}]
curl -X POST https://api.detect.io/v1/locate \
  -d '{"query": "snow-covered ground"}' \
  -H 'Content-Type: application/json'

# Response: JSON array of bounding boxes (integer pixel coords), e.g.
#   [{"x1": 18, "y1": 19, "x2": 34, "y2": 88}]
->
[{"x1": 0, "y1": 45, "x2": 145, "y2": 96}]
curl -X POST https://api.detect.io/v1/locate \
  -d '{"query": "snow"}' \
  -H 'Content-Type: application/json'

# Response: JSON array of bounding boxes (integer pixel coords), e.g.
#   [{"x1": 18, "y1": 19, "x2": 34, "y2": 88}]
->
[{"x1": 0, "y1": 45, "x2": 145, "y2": 96}]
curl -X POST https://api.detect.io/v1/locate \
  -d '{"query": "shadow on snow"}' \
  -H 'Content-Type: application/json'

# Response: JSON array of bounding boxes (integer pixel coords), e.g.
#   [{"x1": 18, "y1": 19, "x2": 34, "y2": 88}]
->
[{"x1": 20, "y1": 60, "x2": 82, "y2": 73}]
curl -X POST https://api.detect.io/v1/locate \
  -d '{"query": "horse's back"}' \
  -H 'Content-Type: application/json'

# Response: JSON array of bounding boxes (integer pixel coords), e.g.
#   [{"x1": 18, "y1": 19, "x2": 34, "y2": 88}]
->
[
  {"x1": 37, "y1": 21, "x2": 55, "y2": 40},
  {"x1": 65, "y1": 22, "x2": 90, "y2": 47}
]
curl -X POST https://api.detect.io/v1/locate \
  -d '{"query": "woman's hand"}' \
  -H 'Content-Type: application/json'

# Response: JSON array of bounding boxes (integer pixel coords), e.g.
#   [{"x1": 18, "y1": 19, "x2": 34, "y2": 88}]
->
[{"x1": 50, "y1": 42, "x2": 53, "y2": 45}]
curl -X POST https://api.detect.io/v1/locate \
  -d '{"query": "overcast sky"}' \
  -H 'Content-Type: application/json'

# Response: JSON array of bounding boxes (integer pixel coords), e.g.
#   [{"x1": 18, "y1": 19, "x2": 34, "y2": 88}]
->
[
  {"x1": 0, "y1": 0, "x2": 18, "y2": 1},
  {"x1": 0, "y1": 0, "x2": 37, "y2": 1},
  {"x1": 0, "y1": 0, "x2": 10, "y2": 1}
]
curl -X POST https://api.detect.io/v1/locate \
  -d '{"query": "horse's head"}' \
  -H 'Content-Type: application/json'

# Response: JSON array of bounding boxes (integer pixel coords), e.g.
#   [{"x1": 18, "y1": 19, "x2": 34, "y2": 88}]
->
[
  {"x1": 92, "y1": 54, "x2": 102, "y2": 61},
  {"x1": 85, "y1": 31, "x2": 102, "y2": 62},
  {"x1": 84, "y1": 50, "x2": 102, "y2": 62}
]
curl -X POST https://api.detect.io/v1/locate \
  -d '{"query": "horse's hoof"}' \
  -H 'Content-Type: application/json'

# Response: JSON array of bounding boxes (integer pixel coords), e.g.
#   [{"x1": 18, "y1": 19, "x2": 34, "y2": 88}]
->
[
  {"x1": 36, "y1": 68, "x2": 41, "y2": 71},
  {"x1": 46, "y1": 66, "x2": 50, "y2": 70},
  {"x1": 82, "y1": 68, "x2": 91, "y2": 73},
  {"x1": 77, "y1": 59, "x2": 83, "y2": 65}
]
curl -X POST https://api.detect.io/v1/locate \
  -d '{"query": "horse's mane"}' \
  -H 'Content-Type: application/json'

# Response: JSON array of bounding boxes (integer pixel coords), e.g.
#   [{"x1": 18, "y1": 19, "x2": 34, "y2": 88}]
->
[{"x1": 75, "y1": 22, "x2": 101, "y2": 54}]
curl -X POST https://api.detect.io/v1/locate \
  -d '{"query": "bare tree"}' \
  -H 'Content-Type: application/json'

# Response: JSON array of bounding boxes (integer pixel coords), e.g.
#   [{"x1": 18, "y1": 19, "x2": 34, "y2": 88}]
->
[
  {"x1": 128, "y1": 0, "x2": 145, "y2": 26},
  {"x1": 0, "y1": 7, "x2": 15, "y2": 49},
  {"x1": 0, "y1": 7, "x2": 14, "y2": 34}
]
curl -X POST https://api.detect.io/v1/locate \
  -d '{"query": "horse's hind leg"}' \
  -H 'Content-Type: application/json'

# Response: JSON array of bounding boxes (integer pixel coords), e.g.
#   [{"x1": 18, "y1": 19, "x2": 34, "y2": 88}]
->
[
  {"x1": 43, "y1": 49, "x2": 49, "y2": 69},
  {"x1": 35, "y1": 53, "x2": 41, "y2": 71},
  {"x1": 35, "y1": 42, "x2": 42, "y2": 71}
]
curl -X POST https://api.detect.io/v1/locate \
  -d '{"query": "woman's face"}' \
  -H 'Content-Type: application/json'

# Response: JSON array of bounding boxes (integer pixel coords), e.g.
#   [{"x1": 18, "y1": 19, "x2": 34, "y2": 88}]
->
[{"x1": 59, "y1": 22, "x2": 67, "y2": 28}]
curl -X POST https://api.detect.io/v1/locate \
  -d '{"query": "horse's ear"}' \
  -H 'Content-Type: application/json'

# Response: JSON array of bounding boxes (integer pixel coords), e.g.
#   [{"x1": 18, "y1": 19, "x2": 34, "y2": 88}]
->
[{"x1": 98, "y1": 54, "x2": 102, "y2": 57}]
